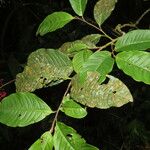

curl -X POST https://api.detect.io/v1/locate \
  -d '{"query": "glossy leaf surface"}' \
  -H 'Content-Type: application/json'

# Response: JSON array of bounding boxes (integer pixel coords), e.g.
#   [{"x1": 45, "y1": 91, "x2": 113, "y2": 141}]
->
[
  {"x1": 53, "y1": 122, "x2": 99, "y2": 150},
  {"x1": 115, "y1": 29, "x2": 150, "y2": 52},
  {"x1": 79, "y1": 51, "x2": 114, "y2": 82},
  {"x1": 0, "y1": 92, "x2": 53, "y2": 127},
  {"x1": 116, "y1": 51, "x2": 150, "y2": 84},
  {"x1": 16, "y1": 49, "x2": 73, "y2": 92},
  {"x1": 37, "y1": 12, "x2": 74, "y2": 36},
  {"x1": 61, "y1": 95, "x2": 87, "y2": 119},
  {"x1": 72, "y1": 49, "x2": 93, "y2": 73},
  {"x1": 29, "y1": 132, "x2": 53, "y2": 150},
  {"x1": 69, "y1": 0, "x2": 88, "y2": 16}
]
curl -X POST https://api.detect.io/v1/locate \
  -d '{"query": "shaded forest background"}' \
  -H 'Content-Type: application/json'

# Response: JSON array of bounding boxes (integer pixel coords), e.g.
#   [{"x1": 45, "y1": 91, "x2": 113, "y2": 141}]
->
[{"x1": 0, "y1": 0, "x2": 150, "y2": 150}]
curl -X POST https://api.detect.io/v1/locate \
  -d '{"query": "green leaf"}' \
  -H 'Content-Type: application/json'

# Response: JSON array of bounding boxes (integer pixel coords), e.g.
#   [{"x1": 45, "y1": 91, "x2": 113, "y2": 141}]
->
[
  {"x1": 116, "y1": 51, "x2": 150, "y2": 84},
  {"x1": 115, "y1": 29, "x2": 150, "y2": 52},
  {"x1": 94, "y1": 0, "x2": 117, "y2": 26},
  {"x1": 61, "y1": 95, "x2": 87, "y2": 119},
  {"x1": 79, "y1": 51, "x2": 114, "y2": 83},
  {"x1": 0, "y1": 92, "x2": 53, "y2": 127},
  {"x1": 69, "y1": 0, "x2": 88, "y2": 16},
  {"x1": 53, "y1": 122, "x2": 99, "y2": 150},
  {"x1": 29, "y1": 132, "x2": 53, "y2": 150},
  {"x1": 71, "y1": 72, "x2": 133, "y2": 109},
  {"x1": 15, "y1": 49, "x2": 73, "y2": 92},
  {"x1": 59, "y1": 40, "x2": 89, "y2": 57},
  {"x1": 37, "y1": 12, "x2": 74, "y2": 36},
  {"x1": 72, "y1": 49, "x2": 93, "y2": 73},
  {"x1": 81, "y1": 34, "x2": 102, "y2": 48}
]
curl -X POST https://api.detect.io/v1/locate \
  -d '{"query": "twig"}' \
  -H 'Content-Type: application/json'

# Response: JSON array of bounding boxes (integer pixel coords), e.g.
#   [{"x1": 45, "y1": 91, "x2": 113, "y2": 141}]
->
[
  {"x1": 98, "y1": 38, "x2": 117, "y2": 51},
  {"x1": 50, "y1": 82, "x2": 71, "y2": 133},
  {"x1": 115, "y1": 8, "x2": 150, "y2": 35},
  {"x1": 75, "y1": 16, "x2": 113, "y2": 41},
  {"x1": 135, "y1": 8, "x2": 150, "y2": 25},
  {"x1": 0, "y1": 79, "x2": 16, "y2": 89}
]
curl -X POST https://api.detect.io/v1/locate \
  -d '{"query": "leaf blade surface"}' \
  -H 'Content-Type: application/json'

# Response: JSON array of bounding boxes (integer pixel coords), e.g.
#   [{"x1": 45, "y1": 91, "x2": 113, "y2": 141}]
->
[
  {"x1": 94, "y1": 0, "x2": 117, "y2": 26},
  {"x1": 115, "y1": 29, "x2": 150, "y2": 52},
  {"x1": 53, "y1": 122, "x2": 99, "y2": 150},
  {"x1": 116, "y1": 51, "x2": 150, "y2": 84},
  {"x1": 69, "y1": 0, "x2": 88, "y2": 16},
  {"x1": 0, "y1": 92, "x2": 53, "y2": 127},
  {"x1": 37, "y1": 12, "x2": 74, "y2": 36}
]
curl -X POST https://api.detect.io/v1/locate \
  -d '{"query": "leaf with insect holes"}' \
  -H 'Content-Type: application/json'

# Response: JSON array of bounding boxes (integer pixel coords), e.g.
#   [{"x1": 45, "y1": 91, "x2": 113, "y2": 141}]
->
[
  {"x1": 94, "y1": 0, "x2": 117, "y2": 26},
  {"x1": 37, "y1": 12, "x2": 74, "y2": 36},
  {"x1": 53, "y1": 122, "x2": 98, "y2": 150},
  {"x1": 0, "y1": 92, "x2": 53, "y2": 127},
  {"x1": 15, "y1": 49, "x2": 73, "y2": 92},
  {"x1": 29, "y1": 131, "x2": 53, "y2": 150},
  {"x1": 69, "y1": 0, "x2": 88, "y2": 16},
  {"x1": 61, "y1": 95, "x2": 87, "y2": 119},
  {"x1": 70, "y1": 72, "x2": 133, "y2": 109}
]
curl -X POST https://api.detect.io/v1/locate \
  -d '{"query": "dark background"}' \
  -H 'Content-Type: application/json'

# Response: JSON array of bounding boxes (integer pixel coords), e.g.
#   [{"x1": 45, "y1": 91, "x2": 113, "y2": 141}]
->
[{"x1": 0, "y1": 0, "x2": 150, "y2": 150}]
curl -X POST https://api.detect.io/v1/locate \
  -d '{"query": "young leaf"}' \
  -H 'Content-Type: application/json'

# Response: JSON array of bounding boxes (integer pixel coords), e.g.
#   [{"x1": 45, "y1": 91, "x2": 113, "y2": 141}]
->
[
  {"x1": 69, "y1": 0, "x2": 88, "y2": 16},
  {"x1": 81, "y1": 34, "x2": 102, "y2": 48},
  {"x1": 29, "y1": 131, "x2": 53, "y2": 150},
  {"x1": 79, "y1": 51, "x2": 114, "y2": 82},
  {"x1": 116, "y1": 51, "x2": 150, "y2": 84},
  {"x1": 60, "y1": 95, "x2": 87, "y2": 119},
  {"x1": 59, "y1": 40, "x2": 89, "y2": 57},
  {"x1": 72, "y1": 49, "x2": 93, "y2": 73},
  {"x1": 15, "y1": 49, "x2": 73, "y2": 92},
  {"x1": 0, "y1": 92, "x2": 53, "y2": 127},
  {"x1": 53, "y1": 122, "x2": 99, "y2": 150},
  {"x1": 94, "y1": 0, "x2": 117, "y2": 26},
  {"x1": 37, "y1": 12, "x2": 74, "y2": 36},
  {"x1": 71, "y1": 72, "x2": 133, "y2": 109},
  {"x1": 115, "y1": 29, "x2": 150, "y2": 52}
]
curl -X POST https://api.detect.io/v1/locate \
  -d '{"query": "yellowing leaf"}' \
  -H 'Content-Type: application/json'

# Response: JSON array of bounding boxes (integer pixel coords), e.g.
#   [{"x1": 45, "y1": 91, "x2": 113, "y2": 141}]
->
[
  {"x1": 71, "y1": 72, "x2": 133, "y2": 109},
  {"x1": 94, "y1": 0, "x2": 117, "y2": 26},
  {"x1": 15, "y1": 49, "x2": 73, "y2": 92}
]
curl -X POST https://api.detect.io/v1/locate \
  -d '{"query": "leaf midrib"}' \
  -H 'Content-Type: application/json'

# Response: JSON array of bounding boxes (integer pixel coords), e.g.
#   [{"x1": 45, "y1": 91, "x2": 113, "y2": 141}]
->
[
  {"x1": 117, "y1": 40, "x2": 150, "y2": 50},
  {"x1": 117, "y1": 57, "x2": 150, "y2": 72},
  {"x1": 57, "y1": 125, "x2": 75, "y2": 150}
]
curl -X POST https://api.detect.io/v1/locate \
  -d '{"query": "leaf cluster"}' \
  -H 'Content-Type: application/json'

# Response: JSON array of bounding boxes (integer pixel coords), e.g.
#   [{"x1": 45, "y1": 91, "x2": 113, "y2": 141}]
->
[{"x1": 0, "y1": 0, "x2": 150, "y2": 149}]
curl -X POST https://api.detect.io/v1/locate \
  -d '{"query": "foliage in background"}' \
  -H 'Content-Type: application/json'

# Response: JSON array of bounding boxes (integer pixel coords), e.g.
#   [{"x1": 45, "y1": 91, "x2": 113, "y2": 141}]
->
[{"x1": 0, "y1": 0, "x2": 150, "y2": 149}]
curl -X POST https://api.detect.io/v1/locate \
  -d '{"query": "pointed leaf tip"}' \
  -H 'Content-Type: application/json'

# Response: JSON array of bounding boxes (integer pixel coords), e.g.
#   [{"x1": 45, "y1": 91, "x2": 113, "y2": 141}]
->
[
  {"x1": 37, "y1": 12, "x2": 74, "y2": 36},
  {"x1": 94, "y1": 0, "x2": 117, "y2": 26},
  {"x1": 69, "y1": 0, "x2": 88, "y2": 16}
]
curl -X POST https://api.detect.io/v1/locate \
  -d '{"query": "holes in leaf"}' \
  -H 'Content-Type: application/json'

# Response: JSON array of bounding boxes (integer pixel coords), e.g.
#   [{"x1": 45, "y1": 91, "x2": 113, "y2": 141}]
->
[
  {"x1": 67, "y1": 134, "x2": 72, "y2": 140},
  {"x1": 103, "y1": 77, "x2": 110, "y2": 84},
  {"x1": 39, "y1": 77, "x2": 48, "y2": 85},
  {"x1": 40, "y1": 137, "x2": 44, "y2": 143},
  {"x1": 18, "y1": 114, "x2": 21, "y2": 117},
  {"x1": 113, "y1": 91, "x2": 116, "y2": 94}
]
